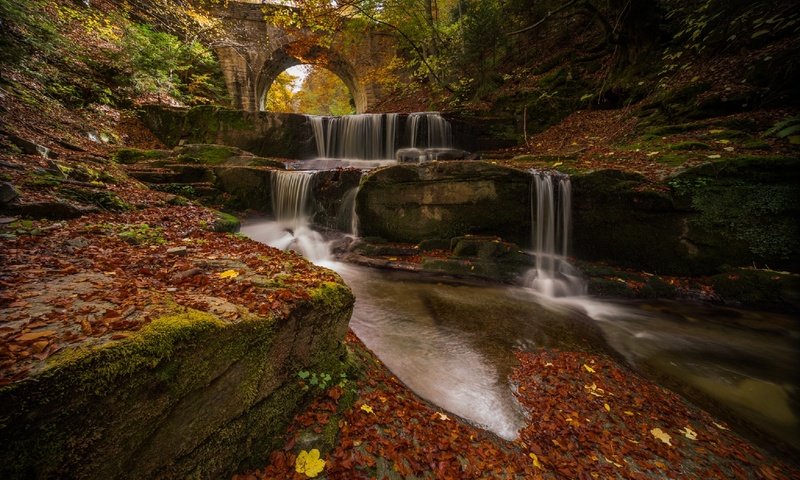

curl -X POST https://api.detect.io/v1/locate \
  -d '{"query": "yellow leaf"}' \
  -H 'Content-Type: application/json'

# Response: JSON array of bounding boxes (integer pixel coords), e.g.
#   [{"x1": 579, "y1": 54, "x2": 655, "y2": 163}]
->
[
  {"x1": 434, "y1": 411, "x2": 450, "y2": 421},
  {"x1": 529, "y1": 452, "x2": 541, "y2": 468},
  {"x1": 295, "y1": 449, "x2": 325, "y2": 478},
  {"x1": 713, "y1": 422, "x2": 728, "y2": 430},
  {"x1": 650, "y1": 428, "x2": 672, "y2": 446},
  {"x1": 360, "y1": 404, "x2": 374, "y2": 414},
  {"x1": 583, "y1": 364, "x2": 595, "y2": 373},
  {"x1": 623, "y1": 411, "x2": 634, "y2": 416},
  {"x1": 680, "y1": 426, "x2": 697, "y2": 440},
  {"x1": 552, "y1": 161, "x2": 563, "y2": 167},
  {"x1": 604, "y1": 403, "x2": 610, "y2": 412},
  {"x1": 218, "y1": 269, "x2": 239, "y2": 279}
]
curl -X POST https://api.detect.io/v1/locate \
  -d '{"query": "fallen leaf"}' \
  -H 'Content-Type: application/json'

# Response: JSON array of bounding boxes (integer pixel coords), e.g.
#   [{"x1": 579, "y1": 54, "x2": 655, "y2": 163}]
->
[
  {"x1": 529, "y1": 452, "x2": 541, "y2": 468},
  {"x1": 604, "y1": 403, "x2": 610, "y2": 412},
  {"x1": 583, "y1": 364, "x2": 595, "y2": 373},
  {"x1": 434, "y1": 411, "x2": 450, "y2": 421},
  {"x1": 218, "y1": 269, "x2": 239, "y2": 279},
  {"x1": 713, "y1": 422, "x2": 728, "y2": 430},
  {"x1": 360, "y1": 404, "x2": 374, "y2": 414},
  {"x1": 650, "y1": 428, "x2": 672, "y2": 446},
  {"x1": 295, "y1": 448, "x2": 325, "y2": 478},
  {"x1": 680, "y1": 426, "x2": 697, "y2": 440}
]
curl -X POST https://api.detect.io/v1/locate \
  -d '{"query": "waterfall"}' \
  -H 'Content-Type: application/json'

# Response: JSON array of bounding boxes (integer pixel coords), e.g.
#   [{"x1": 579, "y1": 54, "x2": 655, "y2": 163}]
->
[
  {"x1": 406, "y1": 112, "x2": 452, "y2": 149},
  {"x1": 268, "y1": 171, "x2": 331, "y2": 263},
  {"x1": 526, "y1": 171, "x2": 586, "y2": 297},
  {"x1": 309, "y1": 113, "x2": 399, "y2": 160},
  {"x1": 337, "y1": 187, "x2": 360, "y2": 236},
  {"x1": 308, "y1": 112, "x2": 452, "y2": 161}
]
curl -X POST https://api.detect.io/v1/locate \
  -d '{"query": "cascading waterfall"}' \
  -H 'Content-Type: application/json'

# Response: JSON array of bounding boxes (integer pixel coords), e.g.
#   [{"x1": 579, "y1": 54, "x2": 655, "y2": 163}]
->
[
  {"x1": 407, "y1": 112, "x2": 452, "y2": 149},
  {"x1": 526, "y1": 171, "x2": 586, "y2": 298},
  {"x1": 308, "y1": 112, "x2": 452, "y2": 161},
  {"x1": 266, "y1": 171, "x2": 331, "y2": 263},
  {"x1": 309, "y1": 113, "x2": 399, "y2": 160},
  {"x1": 337, "y1": 187, "x2": 360, "y2": 236}
]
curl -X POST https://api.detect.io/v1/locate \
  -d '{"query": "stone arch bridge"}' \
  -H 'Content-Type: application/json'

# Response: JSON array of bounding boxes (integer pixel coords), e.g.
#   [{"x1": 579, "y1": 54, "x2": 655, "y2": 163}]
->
[{"x1": 206, "y1": 1, "x2": 397, "y2": 113}]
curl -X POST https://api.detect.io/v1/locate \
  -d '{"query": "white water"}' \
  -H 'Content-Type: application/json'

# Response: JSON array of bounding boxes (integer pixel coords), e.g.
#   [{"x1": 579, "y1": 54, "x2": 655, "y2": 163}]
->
[
  {"x1": 241, "y1": 155, "x2": 799, "y2": 450},
  {"x1": 262, "y1": 171, "x2": 332, "y2": 265},
  {"x1": 407, "y1": 112, "x2": 452, "y2": 149},
  {"x1": 526, "y1": 171, "x2": 586, "y2": 297},
  {"x1": 307, "y1": 112, "x2": 452, "y2": 162}
]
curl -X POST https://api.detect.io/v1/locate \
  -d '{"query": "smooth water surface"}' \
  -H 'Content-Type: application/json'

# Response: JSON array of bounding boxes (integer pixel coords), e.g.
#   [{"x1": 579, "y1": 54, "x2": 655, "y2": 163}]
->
[{"x1": 241, "y1": 219, "x2": 799, "y2": 450}]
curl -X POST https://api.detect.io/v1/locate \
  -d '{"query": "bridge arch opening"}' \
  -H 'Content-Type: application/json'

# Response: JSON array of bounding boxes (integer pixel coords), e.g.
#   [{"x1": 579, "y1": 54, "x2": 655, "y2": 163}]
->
[
  {"x1": 257, "y1": 44, "x2": 367, "y2": 113},
  {"x1": 264, "y1": 65, "x2": 355, "y2": 115}
]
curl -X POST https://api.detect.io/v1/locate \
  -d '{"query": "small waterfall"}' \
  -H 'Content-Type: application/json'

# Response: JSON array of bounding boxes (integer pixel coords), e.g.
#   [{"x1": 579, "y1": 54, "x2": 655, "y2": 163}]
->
[
  {"x1": 268, "y1": 171, "x2": 331, "y2": 263},
  {"x1": 309, "y1": 113, "x2": 399, "y2": 160},
  {"x1": 308, "y1": 112, "x2": 452, "y2": 161},
  {"x1": 526, "y1": 171, "x2": 586, "y2": 297},
  {"x1": 337, "y1": 187, "x2": 360, "y2": 236},
  {"x1": 406, "y1": 112, "x2": 452, "y2": 149}
]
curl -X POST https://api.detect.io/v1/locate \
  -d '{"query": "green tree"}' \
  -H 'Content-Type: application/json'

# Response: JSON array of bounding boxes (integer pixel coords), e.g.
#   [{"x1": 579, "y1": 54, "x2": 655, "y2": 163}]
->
[
  {"x1": 294, "y1": 67, "x2": 354, "y2": 115},
  {"x1": 265, "y1": 70, "x2": 299, "y2": 112}
]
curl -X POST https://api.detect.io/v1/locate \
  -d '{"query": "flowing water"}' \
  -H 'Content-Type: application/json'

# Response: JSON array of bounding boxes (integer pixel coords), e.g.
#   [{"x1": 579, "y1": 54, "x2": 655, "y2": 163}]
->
[
  {"x1": 298, "y1": 112, "x2": 454, "y2": 170},
  {"x1": 241, "y1": 133, "x2": 799, "y2": 451}
]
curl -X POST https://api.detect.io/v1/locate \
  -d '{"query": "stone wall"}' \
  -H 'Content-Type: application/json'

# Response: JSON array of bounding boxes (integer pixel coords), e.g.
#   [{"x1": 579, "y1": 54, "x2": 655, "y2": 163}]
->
[{"x1": 139, "y1": 105, "x2": 316, "y2": 159}]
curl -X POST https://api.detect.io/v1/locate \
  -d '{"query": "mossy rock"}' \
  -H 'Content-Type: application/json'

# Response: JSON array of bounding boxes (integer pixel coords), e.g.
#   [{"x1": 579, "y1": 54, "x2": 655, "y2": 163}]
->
[
  {"x1": 174, "y1": 144, "x2": 249, "y2": 165},
  {"x1": 0, "y1": 282, "x2": 354, "y2": 479},
  {"x1": 210, "y1": 210, "x2": 241, "y2": 233},
  {"x1": 711, "y1": 269, "x2": 800, "y2": 312},
  {"x1": 356, "y1": 162, "x2": 532, "y2": 245},
  {"x1": 112, "y1": 148, "x2": 171, "y2": 165}
]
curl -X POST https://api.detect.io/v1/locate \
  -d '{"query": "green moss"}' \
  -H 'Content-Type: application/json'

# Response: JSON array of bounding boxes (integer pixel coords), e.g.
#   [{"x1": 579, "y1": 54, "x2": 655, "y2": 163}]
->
[
  {"x1": 176, "y1": 145, "x2": 239, "y2": 165},
  {"x1": 707, "y1": 129, "x2": 747, "y2": 139},
  {"x1": 112, "y1": 148, "x2": 170, "y2": 165},
  {"x1": 712, "y1": 269, "x2": 800, "y2": 311},
  {"x1": 60, "y1": 187, "x2": 131, "y2": 211},
  {"x1": 309, "y1": 282, "x2": 354, "y2": 310},
  {"x1": 669, "y1": 141, "x2": 711, "y2": 150},
  {"x1": 210, "y1": 210, "x2": 240, "y2": 233},
  {"x1": 117, "y1": 223, "x2": 165, "y2": 245},
  {"x1": 740, "y1": 139, "x2": 771, "y2": 150},
  {"x1": 46, "y1": 310, "x2": 225, "y2": 393}
]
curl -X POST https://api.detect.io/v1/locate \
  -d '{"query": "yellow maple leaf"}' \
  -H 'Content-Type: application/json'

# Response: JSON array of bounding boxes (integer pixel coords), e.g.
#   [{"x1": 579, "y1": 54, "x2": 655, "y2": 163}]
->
[
  {"x1": 218, "y1": 269, "x2": 239, "y2": 279},
  {"x1": 650, "y1": 428, "x2": 672, "y2": 446},
  {"x1": 680, "y1": 426, "x2": 697, "y2": 440},
  {"x1": 529, "y1": 452, "x2": 541, "y2": 468},
  {"x1": 360, "y1": 404, "x2": 374, "y2": 414},
  {"x1": 583, "y1": 364, "x2": 595, "y2": 373},
  {"x1": 295, "y1": 449, "x2": 325, "y2": 478}
]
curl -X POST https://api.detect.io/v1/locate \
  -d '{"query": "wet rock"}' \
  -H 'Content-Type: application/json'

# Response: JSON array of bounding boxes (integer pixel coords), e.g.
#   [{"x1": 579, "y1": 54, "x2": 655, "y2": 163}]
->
[
  {"x1": 356, "y1": 161, "x2": 531, "y2": 245},
  {"x1": 167, "y1": 246, "x2": 188, "y2": 256},
  {"x1": 10, "y1": 201, "x2": 97, "y2": 219},
  {"x1": 7, "y1": 134, "x2": 57, "y2": 159},
  {"x1": 0, "y1": 182, "x2": 19, "y2": 205},
  {"x1": 396, "y1": 148, "x2": 426, "y2": 163}
]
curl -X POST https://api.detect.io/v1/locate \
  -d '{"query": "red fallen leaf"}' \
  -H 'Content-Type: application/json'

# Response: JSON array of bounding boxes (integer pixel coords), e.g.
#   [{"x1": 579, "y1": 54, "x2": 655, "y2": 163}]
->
[{"x1": 16, "y1": 330, "x2": 56, "y2": 343}]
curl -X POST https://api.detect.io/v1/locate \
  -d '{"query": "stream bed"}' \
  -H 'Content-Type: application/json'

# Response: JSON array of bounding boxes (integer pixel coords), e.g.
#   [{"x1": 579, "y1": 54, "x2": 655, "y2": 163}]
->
[{"x1": 242, "y1": 220, "x2": 800, "y2": 453}]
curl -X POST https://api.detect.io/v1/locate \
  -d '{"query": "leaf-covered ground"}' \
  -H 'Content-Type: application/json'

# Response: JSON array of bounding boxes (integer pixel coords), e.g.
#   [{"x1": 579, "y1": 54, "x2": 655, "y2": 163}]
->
[
  {"x1": 235, "y1": 333, "x2": 800, "y2": 480},
  {"x1": 0, "y1": 185, "x2": 339, "y2": 384}
]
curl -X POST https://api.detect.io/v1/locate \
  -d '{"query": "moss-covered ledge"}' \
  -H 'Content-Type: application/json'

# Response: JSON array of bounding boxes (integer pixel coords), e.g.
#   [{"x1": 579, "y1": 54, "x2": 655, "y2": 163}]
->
[{"x1": 0, "y1": 282, "x2": 354, "y2": 480}]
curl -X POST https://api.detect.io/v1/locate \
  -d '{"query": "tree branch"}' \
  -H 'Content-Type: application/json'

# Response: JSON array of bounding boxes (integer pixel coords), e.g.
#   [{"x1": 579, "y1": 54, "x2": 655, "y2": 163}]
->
[{"x1": 506, "y1": 0, "x2": 580, "y2": 36}]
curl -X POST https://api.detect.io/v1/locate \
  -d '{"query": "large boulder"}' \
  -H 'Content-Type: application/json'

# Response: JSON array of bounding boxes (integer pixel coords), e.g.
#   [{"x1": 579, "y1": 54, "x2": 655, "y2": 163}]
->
[
  {"x1": 571, "y1": 157, "x2": 800, "y2": 275},
  {"x1": 0, "y1": 280, "x2": 354, "y2": 479},
  {"x1": 213, "y1": 166, "x2": 274, "y2": 211},
  {"x1": 356, "y1": 161, "x2": 531, "y2": 245}
]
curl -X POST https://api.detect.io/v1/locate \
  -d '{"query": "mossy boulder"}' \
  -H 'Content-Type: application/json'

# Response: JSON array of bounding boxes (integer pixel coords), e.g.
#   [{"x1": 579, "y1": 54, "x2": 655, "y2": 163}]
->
[
  {"x1": 571, "y1": 157, "x2": 800, "y2": 275},
  {"x1": 711, "y1": 268, "x2": 800, "y2": 312},
  {"x1": 212, "y1": 167, "x2": 274, "y2": 212},
  {"x1": 0, "y1": 282, "x2": 354, "y2": 480},
  {"x1": 356, "y1": 161, "x2": 531, "y2": 245},
  {"x1": 138, "y1": 105, "x2": 315, "y2": 159}
]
